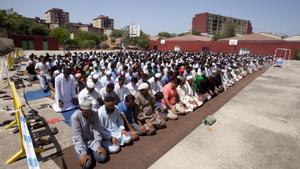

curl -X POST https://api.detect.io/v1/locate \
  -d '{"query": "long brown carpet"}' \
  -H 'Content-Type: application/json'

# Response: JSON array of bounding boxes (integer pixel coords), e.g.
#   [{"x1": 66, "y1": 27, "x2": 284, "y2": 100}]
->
[{"x1": 52, "y1": 67, "x2": 268, "y2": 169}]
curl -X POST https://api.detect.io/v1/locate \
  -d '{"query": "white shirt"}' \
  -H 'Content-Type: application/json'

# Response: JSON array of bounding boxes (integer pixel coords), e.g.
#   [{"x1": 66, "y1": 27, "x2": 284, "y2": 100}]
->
[
  {"x1": 100, "y1": 76, "x2": 114, "y2": 88},
  {"x1": 78, "y1": 88, "x2": 102, "y2": 111},
  {"x1": 176, "y1": 84, "x2": 189, "y2": 104},
  {"x1": 55, "y1": 73, "x2": 76, "y2": 106},
  {"x1": 126, "y1": 82, "x2": 139, "y2": 97},
  {"x1": 148, "y1": 77, "x2": 163, "y2": 94},
  {"x1": 98, "y1": 105, "x2": 125, "y2": 139},
  {"x1": 114, "y1": 83, "x2": 130, "y2": 101},
  {"x1": 185, "y1": 82, "x2": 198, "y2": 97},
  {"x1": 94, "y1": 81, "x2": 103, "y2": 95},
  {"x1": 35, "y1": 62, "x2": 50, "y2": 75}
]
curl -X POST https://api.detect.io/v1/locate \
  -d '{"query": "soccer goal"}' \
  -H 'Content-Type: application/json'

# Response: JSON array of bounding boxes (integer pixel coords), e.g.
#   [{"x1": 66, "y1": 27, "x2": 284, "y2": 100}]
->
[{"x1": 274, "y1": 48, "x2": 291, "y2": 66}]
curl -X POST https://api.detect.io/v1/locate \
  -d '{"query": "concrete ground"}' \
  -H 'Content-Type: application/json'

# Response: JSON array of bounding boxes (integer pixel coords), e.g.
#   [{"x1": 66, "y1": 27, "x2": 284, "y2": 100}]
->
[
  {"x1": 149, "y1": 61, "x2": 300, "y2": 169},
  {"x1": 0, "y1": 55, "x2": 70, "y2": 169}
]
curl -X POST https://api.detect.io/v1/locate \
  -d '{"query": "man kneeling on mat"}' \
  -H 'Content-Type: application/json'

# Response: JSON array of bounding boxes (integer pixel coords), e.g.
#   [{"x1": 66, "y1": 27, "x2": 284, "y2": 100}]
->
[
  {"x1": 71, "y1": 100, "x2": 108, "y2": 169},
  {"x1": 98, "y1": 95, "x2": 132, "y2": 153}
]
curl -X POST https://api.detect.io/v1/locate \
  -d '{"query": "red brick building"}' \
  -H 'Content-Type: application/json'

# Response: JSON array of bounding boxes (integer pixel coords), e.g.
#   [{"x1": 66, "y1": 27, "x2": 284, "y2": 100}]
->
[
  {"x1": 192, "y1": 12, "x2": 253, "y2": 35},
  {"x1": 11, "y1": 35, "x2": 59, "y2": 50},
  {"x1": 149, "y1": 33, "x2": 300, "y2": 60}
]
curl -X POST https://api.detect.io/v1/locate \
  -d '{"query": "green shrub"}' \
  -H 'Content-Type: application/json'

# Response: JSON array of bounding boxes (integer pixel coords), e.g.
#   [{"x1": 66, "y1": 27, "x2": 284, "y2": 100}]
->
[
  {"x1": 100, "y1": 42, "x2": 109, "y2": 49},
  {"x1": 295, "y1": 49, "x2": 300, "y2": 60}
]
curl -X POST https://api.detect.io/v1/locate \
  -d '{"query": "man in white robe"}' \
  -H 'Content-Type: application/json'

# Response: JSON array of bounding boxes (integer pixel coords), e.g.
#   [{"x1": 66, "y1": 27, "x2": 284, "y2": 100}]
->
[
  {"x1": 126, "y1": 76, "x2": 139, "y2": 97},
  {"x1": 98, "y1": 95, "x2": 132, "y2": 153},
  {"x1": 114, "y1": 76, "x2": 130, "y2": 102},
  {"x1": 176, "y1": 76, "x2": 198, "y2": 112},
  {"x1": 148, "y1": 73, "x2": 163, "y2": 94},
  {"x1": 78, "y1": 79, "x2": 103, "y2": 112},
  {"x1": 91, "y1": 74, "x2": 103, "y2": 95},
  {"x1": 53, "y1": 68, "x2": 77, "y2": 112},
  {"x1": 185, "y1": 75, "x2": 203, "y2": 107},
  {"x1": 100, "y1": 71, "x2": 114, "y2": 87}
]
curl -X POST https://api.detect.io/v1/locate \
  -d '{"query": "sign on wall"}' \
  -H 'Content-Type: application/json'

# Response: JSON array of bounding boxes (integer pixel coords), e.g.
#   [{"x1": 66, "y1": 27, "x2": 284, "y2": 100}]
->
[
  {"x1": 229, "y1": 39, "x2": 238, "y2": 46},
  {"x1": 129, "y1": 25, "x2": 140, "y2": 37},
  {"x1": 174, "y1": 46, "x2": 181, "y2": 52}
]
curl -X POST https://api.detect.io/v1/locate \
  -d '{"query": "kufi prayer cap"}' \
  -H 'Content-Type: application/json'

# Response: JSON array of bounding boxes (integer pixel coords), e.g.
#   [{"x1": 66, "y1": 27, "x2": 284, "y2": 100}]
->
[
  {"x1": 92, "y1": 74, "x2": 98, "y2": 80},
  {"x1": 80, "y1": 100, "x2": 92, "y2": 110},
  {"x1": 86, "y1": 79, "x2": 95, "y2": 88},
  {"x1": 186, "y1": 75, "x2": 193, "y2": 81},
  {"x1": 155, "y1": 73, "x2": 162, "y2": 78},
  {"x1": 138, "y1": 83, "x2": 149, "y2": 90},
  {"x1": 106, "y1": 70, "x2": 112, "y2": 76}
]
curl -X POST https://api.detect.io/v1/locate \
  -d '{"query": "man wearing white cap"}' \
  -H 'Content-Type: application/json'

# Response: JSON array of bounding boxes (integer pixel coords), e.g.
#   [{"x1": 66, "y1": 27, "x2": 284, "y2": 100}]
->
[
  {"x1": 135, "y1": 83, "x2": 166, "y2": 135},
  {"x1": 71, "y1": 100, "x2": 108, "y2": 169},
  {"x1": 97, "y1": 66, "x2": 106, "y2": 80},
  {"x1": 126, "y1": 76, "x2": 139, "y2": 97},
  {"x1": 91, "y1": 74, "x2": 103, "y2": 94},
  {"x1": 78, "y1": 79, "x2": 103, "y2": 112},
  {"x1": 176, "y1": 76, "x2": 197, "y2": 113},
  {"x1": 114, "y1": 76, "x2": 130, "y2": 102},
  {"x1": 100, "y1": 70, "x2": 114, "y2": 88},
  {"x1": 148, "y1": 73, "x2": 163, "y2": 94},
  {"x1": 99, "y1": 83, "x2": 120, "y2": 104},
  {"x1": 185, "y1": 75, "x2": 203, "y2": 107}
]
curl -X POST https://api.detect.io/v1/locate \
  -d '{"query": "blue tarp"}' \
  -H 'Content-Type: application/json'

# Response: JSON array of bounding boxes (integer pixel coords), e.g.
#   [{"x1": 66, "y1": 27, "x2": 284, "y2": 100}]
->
[
  {"x1": 24, "y1": 89, "x2": 51, "y2": 101},
  {"x1": 60, "y1": 109, "x2": 78, "y2": 126}
]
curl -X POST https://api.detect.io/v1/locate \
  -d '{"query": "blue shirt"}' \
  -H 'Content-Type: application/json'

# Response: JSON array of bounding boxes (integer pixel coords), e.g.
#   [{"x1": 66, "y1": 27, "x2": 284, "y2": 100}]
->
[
  {"x1": 117, "y1": 101, "x2": 136, "y2": 124},
  {"x1": 161, "y1": 75, "x2": 169, "y2": 86}
]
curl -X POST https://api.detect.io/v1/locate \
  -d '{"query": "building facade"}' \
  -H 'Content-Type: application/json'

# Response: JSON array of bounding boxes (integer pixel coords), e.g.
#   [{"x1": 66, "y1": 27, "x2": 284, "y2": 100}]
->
[
  {"x1": 68, "y1": 23, "x2": 104, "y2": 34},
  {"x1": 45, "y1": 8, "x2": 70, "y2": 24},
  {"x1": 192, "y1": 12, "x2": 252, "y2": 35},
  {"x1": 150, "y1": 33, "x2": 300, "y2": 60},
  {"x1": 92, "y1": 15, "x2": 114, "y2": 30},
  {"x1": 11, "y1": 35, "x2": 59, "y2": 50}
]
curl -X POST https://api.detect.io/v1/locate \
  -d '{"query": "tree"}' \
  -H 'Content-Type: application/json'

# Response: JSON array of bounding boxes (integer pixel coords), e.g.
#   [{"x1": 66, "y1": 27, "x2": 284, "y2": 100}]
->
[
  {"x1": 49, "y1": 27, "x2": 70, "y2": 44},
  {"x1": 192, "y1": 29, "x2": 201, "y2": 36},
  {"x1": 212, "y1": 32, "x2": 222, "y2": 41},
  {"x1": 110, "y1": 29, "x2": 125, "y2": 39},
  {"x1": 136, "y1": 32, "x2": 150, "y2": 49},
  {"x1": 111, "y1": 37, "x2": 116, "y2": 43},
  {"x1": 0, "y1": 9, "x2": 20, "y2": 36},
  {"x1": 295, "y1": 49, "x2": 300, "y2": 60},
  {"x1": 178, "y1": 32, "x2": 189, "y2": 36},
  {"x1": 74, "y1": 31, "x2": 107, "y2": 49},
  {"x1": 222, "y1": 23, "x2": 236, "y2": 38},
  {"x1": 78, "y1": 40, "x2": 96, "y2": 49},
  {"x1": 0, "y1": 9, "x2": 50, "y2": 37},
  {"x1": 157, "y1": 32, "x2": 173, "y2": 38},
  {"x1": 100, "y1": 42, "x2": 110, "y2": 49},
  {"x1": 121, "y1": 27, "x2": 150, "y2": 49},
  {"x1": 30, "y1": 24, "x2": 49, "y2": 36}
]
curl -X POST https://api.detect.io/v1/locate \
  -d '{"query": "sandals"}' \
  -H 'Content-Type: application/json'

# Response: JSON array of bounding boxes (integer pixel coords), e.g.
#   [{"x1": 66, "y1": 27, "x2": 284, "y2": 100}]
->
[
  {"x1": 0, "y1": 95, "x2": 11, "y2": 98},
  {"x1": 51, "y1": 127, "x2": 59, "y2": 135},
  {"x1": 37, "y1": 104, "x2": 50, "y2": 109},
  {"x1": 144, "y1": 120, "x2": 156, "y2": 135},
  {"x1": 31, "y1": 122, "x2": 45, "y2": 129},
  {"x1": 35, "y1": 136, "x2": 52, "y2": 146}
]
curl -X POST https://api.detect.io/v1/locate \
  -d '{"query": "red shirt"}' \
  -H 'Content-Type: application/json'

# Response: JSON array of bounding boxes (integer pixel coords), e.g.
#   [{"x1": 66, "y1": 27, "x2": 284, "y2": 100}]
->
[{"x1": 162, "y1": 82, "x2": 178, "y2": 106}]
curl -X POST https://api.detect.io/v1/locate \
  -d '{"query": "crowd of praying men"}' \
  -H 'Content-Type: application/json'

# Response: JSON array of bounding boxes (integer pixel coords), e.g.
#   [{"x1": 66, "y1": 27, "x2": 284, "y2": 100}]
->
[{"x1": 27, "y1": 50, "x2": 273, "y2": 169}]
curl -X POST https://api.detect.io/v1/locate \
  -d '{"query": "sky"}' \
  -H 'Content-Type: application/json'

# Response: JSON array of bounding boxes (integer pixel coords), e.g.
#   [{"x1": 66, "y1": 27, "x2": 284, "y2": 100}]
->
[{"x1": 1, "y1": 0, "x2": 299, "y2": 36}]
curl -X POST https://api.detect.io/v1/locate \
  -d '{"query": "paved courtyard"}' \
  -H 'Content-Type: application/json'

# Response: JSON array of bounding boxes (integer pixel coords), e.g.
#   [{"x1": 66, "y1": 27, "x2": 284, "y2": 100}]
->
[{"x1": 149, "y1": 61, "x2": 300, "y2": 169}]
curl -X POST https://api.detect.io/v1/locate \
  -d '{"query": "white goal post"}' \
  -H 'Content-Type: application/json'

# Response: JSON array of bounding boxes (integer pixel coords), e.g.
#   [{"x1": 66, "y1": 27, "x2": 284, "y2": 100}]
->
[{"x1": 274, "y1": 48, "x2": 291, "y2": 65}]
